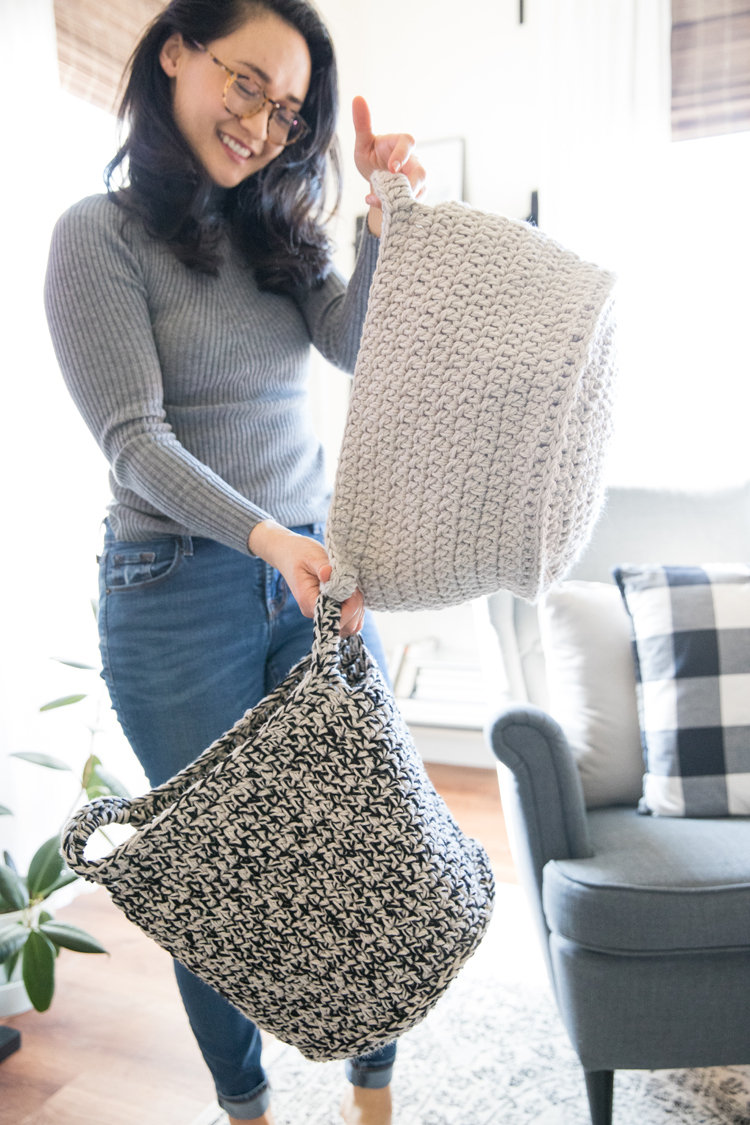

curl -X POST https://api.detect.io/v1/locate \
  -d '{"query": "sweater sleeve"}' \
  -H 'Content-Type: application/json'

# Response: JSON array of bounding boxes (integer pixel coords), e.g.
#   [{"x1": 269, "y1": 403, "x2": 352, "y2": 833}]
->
[
  {"x1": 44, "y1": 197, "x2": 271, "y2": 554},
  {"x1": 294, "y1": 223, "x2": 380, "y2": 373}
]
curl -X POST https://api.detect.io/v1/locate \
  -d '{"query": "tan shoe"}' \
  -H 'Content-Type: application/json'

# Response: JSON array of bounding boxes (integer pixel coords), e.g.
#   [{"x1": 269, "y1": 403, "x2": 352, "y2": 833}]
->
[
  {"x1": 340, "y1": 1084, "x2": 392, "y2": 1125},
  {"x1": 227, "y1": 1111, "x2": 275, "y2": 1125}
]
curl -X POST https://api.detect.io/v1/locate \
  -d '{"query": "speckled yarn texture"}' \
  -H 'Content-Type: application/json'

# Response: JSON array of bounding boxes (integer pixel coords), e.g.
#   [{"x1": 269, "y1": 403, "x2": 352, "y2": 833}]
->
[
  {"x1": 323, "y1": 171, "x2": 617, "y2": 610},
  {"x1": 61, "y1": 596, "x2": 495, "y2": 1062}
]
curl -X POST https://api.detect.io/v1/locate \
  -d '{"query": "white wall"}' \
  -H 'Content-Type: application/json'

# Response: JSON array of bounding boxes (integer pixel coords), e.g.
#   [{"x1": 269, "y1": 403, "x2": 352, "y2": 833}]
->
[
  {"x1": 0, "y1": 0, "x2": 149, "y2": 873},
  {"x1": 605, "y1": 129, "x2": 750, "y2": 490},
  {"x1": 318, "y1": 0, "x2": 540, "y2": 269}
]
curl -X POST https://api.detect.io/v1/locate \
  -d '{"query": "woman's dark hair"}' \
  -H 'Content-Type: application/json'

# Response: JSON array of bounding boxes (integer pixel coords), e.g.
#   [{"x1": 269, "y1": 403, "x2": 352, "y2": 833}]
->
[{"x1": 107, "y1": 0, "x2": 341, "y2": 294}]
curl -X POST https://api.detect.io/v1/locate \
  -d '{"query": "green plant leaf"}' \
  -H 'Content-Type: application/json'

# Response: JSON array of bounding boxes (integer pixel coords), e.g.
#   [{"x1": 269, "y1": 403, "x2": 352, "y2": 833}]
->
[
  {"x1": 27, "y1": 838, "x2": 64, "y2": 899},
  {"x1": 37, "y1": 912, "x2": 58, "y2": 957},
  {"x1": 22, "y1": 930, "x2": 56, "y2": 1011},
  {"x1": 4, "y1": 947, "x2": 21, "y2": 982},
  {"x1": 91, "y1": 767, "x2": 130, "y2": 800},
  {"x1": 39, "y1": 922, "x2": 107, "y2": 955},
  {"x1": 39, "y1": 694, "x2": 87, "y2": 712},
  {"x1": 81, "y1": 755, "x2": 130, "y2": 801},
  {"x1": 81, "y1": 754, "x2": 100, "y2": 790},
  {"x1": 10, "y1": 751, "x2": 72, "y2": 771},
  {"x1": 40, "y1": 870, "x2": 78, "y2": 899},
  {"x1": 51, "y1": 657, "x2": 97, "y2": 670},
  {"x1": 3, "y1": 852, "x2": 17, "y2": 872},
  {"x1": 0, "y1": 924, "x2": 28, "y2": 964},
  {"x1": 0, "y1": 804, "x2": 11, "y2": 816},
  {"x1": 0, "y1": 864, "x2": 28, "y2": 911}
]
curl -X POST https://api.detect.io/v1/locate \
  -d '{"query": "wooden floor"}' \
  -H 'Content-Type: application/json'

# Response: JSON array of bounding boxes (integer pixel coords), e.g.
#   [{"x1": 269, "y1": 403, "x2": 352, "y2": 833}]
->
[
  {"x1": 0, "y1": 765, "x2": 514, "y2": 1125},
  {"x1": 424, "y1": 763, "x2": 515, "y2": 884}
]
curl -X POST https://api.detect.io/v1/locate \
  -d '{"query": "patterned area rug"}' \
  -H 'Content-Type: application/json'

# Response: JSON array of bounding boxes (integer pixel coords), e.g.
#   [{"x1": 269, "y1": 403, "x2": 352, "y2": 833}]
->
[{"x1": 190, "y1": 885, "x2": 750, "y2": 1125}]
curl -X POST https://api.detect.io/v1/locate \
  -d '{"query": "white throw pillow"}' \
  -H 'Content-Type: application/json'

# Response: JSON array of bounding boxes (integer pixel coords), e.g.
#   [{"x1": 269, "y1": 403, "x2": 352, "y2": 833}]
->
[{"x1": 538, "y1": 581, "x2": 644, "y2": 808}]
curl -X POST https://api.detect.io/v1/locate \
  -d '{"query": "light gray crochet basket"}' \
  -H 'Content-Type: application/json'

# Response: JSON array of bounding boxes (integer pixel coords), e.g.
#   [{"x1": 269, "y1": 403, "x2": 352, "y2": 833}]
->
[{"x1": 324, "y1": 171, "x2": 617, "y2": 611}]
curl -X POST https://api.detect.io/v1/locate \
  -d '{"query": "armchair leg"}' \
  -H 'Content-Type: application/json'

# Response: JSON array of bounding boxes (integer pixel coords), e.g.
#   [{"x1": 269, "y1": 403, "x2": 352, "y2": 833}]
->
[{"x1": 584, "y1": 1069, "x2": 614, "y2": 1125}]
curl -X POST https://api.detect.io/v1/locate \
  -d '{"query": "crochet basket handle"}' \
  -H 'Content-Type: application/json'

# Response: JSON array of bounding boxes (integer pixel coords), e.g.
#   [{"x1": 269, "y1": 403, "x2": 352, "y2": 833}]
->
[
  {"x1": 61, "y1": 715, "x2": 253, "y2": 880},
  {"x1": 63, "y1": 598, "x2": 350, "y2": 881},
  {"x1": 311, "y1": 594, "x2": 367, "y2": 688},
  {"x1": 62, "y1": 782, "x2": 210, "y2": 881},
  {"x1": 61, "y1": 796, "x2": 137, "y2": 883},
  {"x1": 311, "y1": 594, "x2": 344, "y2": 674},
  {"x1": 370, "y1": 169, "x2": 417, "y2": 220}
]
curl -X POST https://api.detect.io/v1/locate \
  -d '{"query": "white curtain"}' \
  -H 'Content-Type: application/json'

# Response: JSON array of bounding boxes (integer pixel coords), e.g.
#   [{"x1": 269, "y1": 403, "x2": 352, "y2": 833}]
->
[
  {"x1": 535, "y1": 0, "x2": 672, "y2": 264},
  {"x1": 0, "y1": 0, "x2": 146, "y2": 874},
  {"x1": 534, "y1": 0, "x2": 750, "y2": 491}
]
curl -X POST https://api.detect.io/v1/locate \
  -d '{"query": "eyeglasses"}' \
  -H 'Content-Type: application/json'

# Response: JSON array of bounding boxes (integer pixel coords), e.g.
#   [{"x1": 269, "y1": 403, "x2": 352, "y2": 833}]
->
[{"x1": 192, "y1": 41, "x2": 310, "y2": 147}]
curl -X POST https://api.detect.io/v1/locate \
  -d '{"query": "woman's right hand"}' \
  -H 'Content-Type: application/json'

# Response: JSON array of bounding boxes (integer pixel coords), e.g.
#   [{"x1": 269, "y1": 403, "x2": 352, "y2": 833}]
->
[{"x1": 248, "y1": 520, "x2": 365, "y2": 638}]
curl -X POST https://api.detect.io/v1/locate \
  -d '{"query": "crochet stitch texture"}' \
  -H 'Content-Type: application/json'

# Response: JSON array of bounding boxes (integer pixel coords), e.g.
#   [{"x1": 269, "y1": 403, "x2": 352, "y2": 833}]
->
[
  {"x1": 324, "y1": 171, "x2": 617, "y2": 610},
  {"x1": 62, "y1": 596, "x2": 494, "y2": 1061}
]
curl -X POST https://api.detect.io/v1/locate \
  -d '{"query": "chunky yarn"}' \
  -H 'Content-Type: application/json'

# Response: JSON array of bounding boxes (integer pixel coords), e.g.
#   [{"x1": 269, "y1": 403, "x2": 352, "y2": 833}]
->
[
  {"x1": 62, "y1": 596, "x2": 494, "y2": 1060},
  {"x1": 323, "y1": 171, "x2": 617, "y2": 610}
]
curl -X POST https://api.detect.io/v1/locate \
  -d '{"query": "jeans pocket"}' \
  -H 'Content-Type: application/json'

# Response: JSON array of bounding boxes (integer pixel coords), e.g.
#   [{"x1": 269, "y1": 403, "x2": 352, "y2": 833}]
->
[{"x1": 104, "y1": 539, "x2": 183, "y2": 593}]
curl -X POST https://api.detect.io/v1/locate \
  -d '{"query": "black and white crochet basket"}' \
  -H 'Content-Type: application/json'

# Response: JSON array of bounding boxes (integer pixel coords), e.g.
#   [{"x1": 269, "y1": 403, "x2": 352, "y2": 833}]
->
[{"x1": 62, "y1": 596, "x2": 495, "y2": 1061}]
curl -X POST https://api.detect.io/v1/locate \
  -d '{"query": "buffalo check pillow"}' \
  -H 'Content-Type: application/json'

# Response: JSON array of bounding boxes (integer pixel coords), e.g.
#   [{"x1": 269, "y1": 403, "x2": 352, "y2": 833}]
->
[{"x1": 613, "y1": 564, "x2": 750, "y2": 817}]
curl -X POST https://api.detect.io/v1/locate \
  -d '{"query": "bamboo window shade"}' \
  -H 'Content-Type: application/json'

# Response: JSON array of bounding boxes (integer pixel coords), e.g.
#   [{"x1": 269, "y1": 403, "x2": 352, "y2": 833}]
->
[
  {"x1": 54, "y1": 0, "x2": 166, "y2": 114},
  {"x1": 672, "y1": 0, "x2": 750, "y2": 140}
]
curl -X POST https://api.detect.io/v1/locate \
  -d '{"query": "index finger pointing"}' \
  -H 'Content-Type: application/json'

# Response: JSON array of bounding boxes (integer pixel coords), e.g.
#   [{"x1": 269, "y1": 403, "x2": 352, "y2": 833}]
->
[{"x1": 352, "y1": 95, "x2": 373, "y2": 140}]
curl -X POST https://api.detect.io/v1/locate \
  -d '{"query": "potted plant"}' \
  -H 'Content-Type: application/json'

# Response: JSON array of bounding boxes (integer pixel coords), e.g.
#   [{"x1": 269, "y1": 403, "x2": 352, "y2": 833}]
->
[
  {"x1": 0, "y1": 838, "x2": 107, "y2": 1015},
  {"x1": 1, "y1": 617, "x2": 129, "y2": 1017}
]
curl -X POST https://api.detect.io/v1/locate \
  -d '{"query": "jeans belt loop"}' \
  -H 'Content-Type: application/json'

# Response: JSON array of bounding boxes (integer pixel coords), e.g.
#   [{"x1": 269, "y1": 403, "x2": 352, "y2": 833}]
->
[{"x1": 180, "y1": 535, "x2": 194, "y2": 557}]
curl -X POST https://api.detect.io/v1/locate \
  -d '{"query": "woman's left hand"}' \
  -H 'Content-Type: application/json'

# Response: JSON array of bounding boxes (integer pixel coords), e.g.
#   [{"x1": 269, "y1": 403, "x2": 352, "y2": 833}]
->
[{"x1": 352, "y1": 96, "x2": 426, "y2": 236}]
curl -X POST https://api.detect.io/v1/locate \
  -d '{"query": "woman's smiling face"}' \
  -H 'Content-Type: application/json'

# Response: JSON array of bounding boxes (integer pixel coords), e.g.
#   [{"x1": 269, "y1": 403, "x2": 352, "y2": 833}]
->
[{"x1": 159, "y1": 12, "x2": 312, "y2": 188}]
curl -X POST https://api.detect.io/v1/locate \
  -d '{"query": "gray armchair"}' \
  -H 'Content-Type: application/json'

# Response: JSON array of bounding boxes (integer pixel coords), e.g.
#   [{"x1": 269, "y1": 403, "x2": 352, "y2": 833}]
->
[{"x1": 486, "y1": 483, "x2": 750, "y2": 1125}]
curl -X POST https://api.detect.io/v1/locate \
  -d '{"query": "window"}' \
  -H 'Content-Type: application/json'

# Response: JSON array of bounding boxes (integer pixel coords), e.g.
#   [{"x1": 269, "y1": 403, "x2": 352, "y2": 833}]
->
[
  {"x1": 54, "y1": 0, "x2": 163, "y2": 113},
  {"x1": 672, "y1": 0, "x2": 750, "y2": 140}
]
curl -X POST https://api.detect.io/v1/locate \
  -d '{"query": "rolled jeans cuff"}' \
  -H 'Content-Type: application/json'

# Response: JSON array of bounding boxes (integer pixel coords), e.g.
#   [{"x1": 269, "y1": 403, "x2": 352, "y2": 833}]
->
[
  {"x1": 345, "y1": 1060, "x2": 394, "y2": 1089},
  {"x1": 217, "y1": 1080, "x2": 270, "y2": 1119}
]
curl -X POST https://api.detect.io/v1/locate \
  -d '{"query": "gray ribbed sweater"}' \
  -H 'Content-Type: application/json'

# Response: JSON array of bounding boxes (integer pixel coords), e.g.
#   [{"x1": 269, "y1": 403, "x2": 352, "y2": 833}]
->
[{"x1": 44, "y1": 194, "x2": 380, "y2": 554}]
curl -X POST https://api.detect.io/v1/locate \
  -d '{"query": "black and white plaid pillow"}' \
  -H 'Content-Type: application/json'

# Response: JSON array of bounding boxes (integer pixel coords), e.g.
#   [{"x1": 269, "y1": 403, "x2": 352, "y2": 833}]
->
[{"x1": 613, "y1": 564, "x2": 750, "y2": 817}]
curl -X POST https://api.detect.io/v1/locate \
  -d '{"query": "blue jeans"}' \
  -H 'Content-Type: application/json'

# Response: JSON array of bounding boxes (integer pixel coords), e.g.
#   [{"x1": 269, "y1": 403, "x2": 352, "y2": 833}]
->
[{"x1": 98, "y1": 522, "x2": 397, "y2": 1119}]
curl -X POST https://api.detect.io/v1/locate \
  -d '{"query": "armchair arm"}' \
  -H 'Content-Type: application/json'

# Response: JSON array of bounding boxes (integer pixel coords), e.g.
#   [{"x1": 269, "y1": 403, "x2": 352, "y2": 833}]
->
[{"x1": 487, "y1": 705, "x2": 592, "y2": 981}]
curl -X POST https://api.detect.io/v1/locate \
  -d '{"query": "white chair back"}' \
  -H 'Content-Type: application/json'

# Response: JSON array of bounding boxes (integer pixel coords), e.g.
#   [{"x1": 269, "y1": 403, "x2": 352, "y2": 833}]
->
[{"x1": 490, "y1": 482, "x2": 750, "y2": 706}]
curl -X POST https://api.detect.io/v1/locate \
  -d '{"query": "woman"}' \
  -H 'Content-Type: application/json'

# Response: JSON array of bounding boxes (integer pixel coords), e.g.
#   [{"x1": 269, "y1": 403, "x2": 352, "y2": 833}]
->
[{"x1": 44, "y1": 1, "x2": 425, "y2": 1122}]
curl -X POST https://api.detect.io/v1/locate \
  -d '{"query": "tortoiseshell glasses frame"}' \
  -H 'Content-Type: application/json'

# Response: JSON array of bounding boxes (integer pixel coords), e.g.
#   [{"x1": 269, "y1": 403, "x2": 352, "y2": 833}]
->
[{"x1": 192, "y1": 41, "x2": 310, "y2": 147}]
